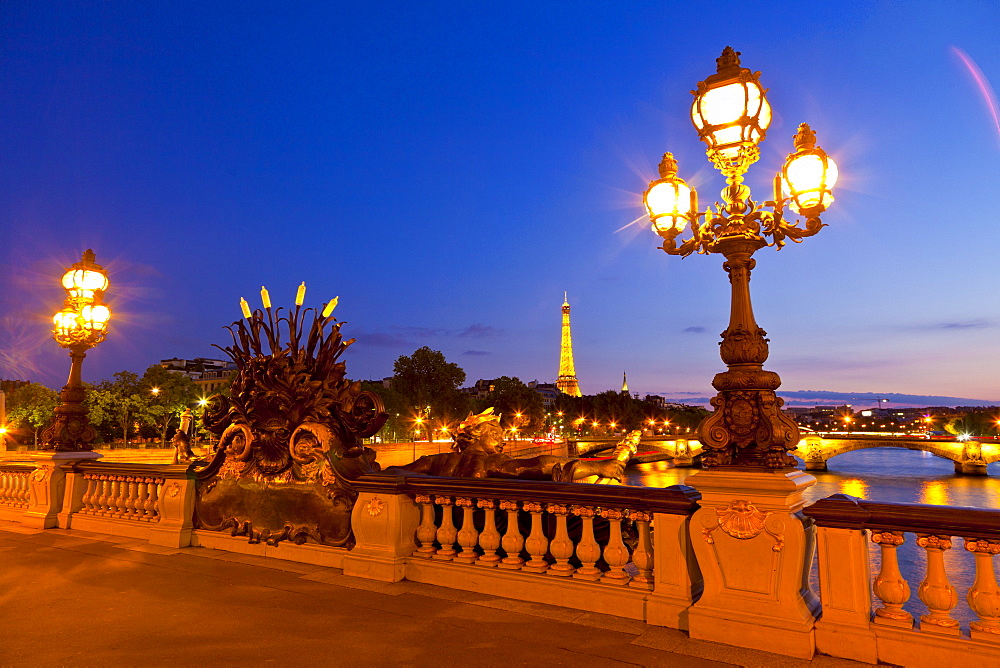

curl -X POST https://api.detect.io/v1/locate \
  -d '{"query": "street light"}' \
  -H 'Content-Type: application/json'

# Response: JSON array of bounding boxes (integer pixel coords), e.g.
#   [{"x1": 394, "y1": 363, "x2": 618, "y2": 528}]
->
[
  {"x1": 643, "y1": 48, "x2": 838, "y2": 469},
  {"x1": 41, "y1": 249, "x2": 111, "y2": 451}
]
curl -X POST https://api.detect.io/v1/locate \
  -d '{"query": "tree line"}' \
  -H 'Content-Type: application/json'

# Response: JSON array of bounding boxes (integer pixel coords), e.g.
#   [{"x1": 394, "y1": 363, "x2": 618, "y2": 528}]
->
[
  {"x1": 363, "y1": 346, "x2": 708, "y2": 441},
  {"x1": 3, "y1": 345, "x2": 708, "y2": 448},
  {"x1": 3, "y1": 364, "x2": 218, "y2": 448}
]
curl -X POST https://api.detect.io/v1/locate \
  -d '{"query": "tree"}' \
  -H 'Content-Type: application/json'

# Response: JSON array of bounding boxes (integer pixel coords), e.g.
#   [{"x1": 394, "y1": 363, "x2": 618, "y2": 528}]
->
[
  {"x1": 360, "y1": 381, "x2": 410, "y2": 442},
  {"x1": 476, "y1": 376, "x2": 544, "y2": 434},
  {"x1": 87, "y1": 371, "x2": 149, "y2": 447},
  {"x1": 392, "y1": 347, "x2": 469, "y2": 425},
  {"x1": 5, "y1": 383, "x2": 59, "y2": 447},
  {"x1": 140, "y1": 364, "x2": 197, "y2": 447}
]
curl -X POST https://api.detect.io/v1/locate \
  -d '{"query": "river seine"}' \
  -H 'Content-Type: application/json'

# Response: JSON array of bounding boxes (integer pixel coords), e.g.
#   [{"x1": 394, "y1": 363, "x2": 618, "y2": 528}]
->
[{"x1": 627, "y1": 449, "x2": 1000, "y2": 630}]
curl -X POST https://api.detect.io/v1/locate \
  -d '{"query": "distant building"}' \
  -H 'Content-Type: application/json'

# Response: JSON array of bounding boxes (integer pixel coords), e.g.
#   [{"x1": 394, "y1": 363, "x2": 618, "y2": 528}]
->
[
  {"x1": 644, "y1": 394, "x2": 667, "y2": 410},
  {"x1": 159, "y1": 358, "x2": 236, "y2": 395},
  {"x1": 528, "y1": 380, "x2": 559, "y2": 409}
]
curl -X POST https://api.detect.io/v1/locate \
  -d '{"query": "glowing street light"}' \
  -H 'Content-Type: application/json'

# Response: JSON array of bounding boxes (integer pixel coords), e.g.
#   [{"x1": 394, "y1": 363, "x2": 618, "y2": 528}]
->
[
  {"x1": 643, "y1": 48, "x2": 838, "y2": 468},
  {"x1": 42, "y1": 250, "x2": 111, "y2": 451}
]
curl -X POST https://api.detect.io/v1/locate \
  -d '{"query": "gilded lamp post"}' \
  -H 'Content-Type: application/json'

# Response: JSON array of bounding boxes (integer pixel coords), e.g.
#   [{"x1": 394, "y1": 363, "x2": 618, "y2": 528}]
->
[
  {"x1": 644, "y1": 47, "x2": 838, "y2": 469},
  {"x1": 41, "y1": 249, "x2": 111, "y2": 451}
]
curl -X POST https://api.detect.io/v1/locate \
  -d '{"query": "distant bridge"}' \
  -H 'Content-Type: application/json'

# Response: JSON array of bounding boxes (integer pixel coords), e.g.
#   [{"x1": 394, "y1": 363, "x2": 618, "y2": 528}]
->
[
  {"x1": 571, "y1": 437, "x2": 704, "y2": 467},
  {"x1": 794, "y1": 435, "x2": 1000, "y2": 475},
  {"x1": 573, "y1": 434, "x2": 999, "y2": 476}
]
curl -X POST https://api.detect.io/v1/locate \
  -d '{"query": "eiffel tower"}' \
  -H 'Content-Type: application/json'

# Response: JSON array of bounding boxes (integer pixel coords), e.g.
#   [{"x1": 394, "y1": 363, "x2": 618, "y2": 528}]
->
[{"x1": 556, "y1": 292, "x2": 582, "y2": 397}]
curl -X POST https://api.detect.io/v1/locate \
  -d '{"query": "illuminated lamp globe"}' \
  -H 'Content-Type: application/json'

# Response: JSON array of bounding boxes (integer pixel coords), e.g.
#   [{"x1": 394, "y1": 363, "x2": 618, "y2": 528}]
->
[
  {"x1": 80, "y1": 304, "x2": 112, "y2": 333},
  {"x1": 690, "y1": 47, "x2": 771, "y2": 174},
  {"x1": 644, "y1": 153, "x2": 696, "y2": 236},
  {"x1": 781, "y1": 123, "x2": 838, "y2": 215},
  {"x1": 53, "y1": 308, "x2": 81, "y2": 339},
  {"x1": 62, "y1": 249, "x2": 109, "y2": 303}
]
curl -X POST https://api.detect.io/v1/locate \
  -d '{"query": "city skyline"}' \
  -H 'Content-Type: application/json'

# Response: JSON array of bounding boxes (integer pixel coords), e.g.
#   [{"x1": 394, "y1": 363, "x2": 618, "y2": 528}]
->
[{"x1": 3, "y1": 3, "x2": 1000, "y2": 403}]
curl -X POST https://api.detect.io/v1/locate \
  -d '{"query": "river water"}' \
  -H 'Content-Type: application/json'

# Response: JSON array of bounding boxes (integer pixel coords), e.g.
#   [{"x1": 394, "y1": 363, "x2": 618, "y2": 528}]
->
[{"x1": 627, "y1": 449, "x2": 1000, "y2": 631}]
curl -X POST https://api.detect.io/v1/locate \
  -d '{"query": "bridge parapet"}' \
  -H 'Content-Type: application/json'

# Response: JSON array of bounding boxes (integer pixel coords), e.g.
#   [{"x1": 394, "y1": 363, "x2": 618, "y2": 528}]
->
[
  {"x1": 793, "y1": 436, "x2": 999, "y2": 475},
  {"x1": 805, "y1": 494, "x2": 1000, "y2": 663}
]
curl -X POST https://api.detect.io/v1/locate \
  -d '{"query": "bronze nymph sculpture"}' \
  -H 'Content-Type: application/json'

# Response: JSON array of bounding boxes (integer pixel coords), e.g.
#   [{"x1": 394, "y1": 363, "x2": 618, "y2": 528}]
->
[{"x1": 388, "y1": 408, "x2": 626, "y2": 482}]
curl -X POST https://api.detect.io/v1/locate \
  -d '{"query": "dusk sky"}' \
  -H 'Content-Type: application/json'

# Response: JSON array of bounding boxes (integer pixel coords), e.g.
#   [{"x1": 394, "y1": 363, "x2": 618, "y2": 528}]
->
[{"x1": 3, "y1": 3, "x2": 1000, "y2": 408}]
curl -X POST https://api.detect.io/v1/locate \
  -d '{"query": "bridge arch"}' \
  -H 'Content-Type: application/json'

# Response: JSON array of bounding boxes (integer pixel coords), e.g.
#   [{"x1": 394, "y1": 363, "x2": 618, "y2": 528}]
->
[{"x1": 794, "y1": 437, "x2": 1000, "y2": 476}]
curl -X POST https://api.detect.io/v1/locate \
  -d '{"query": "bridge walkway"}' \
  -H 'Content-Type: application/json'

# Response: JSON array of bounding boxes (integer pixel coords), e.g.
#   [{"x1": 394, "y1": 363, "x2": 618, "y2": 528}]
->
[{"x1": 0, "y1": 520, "x2": 862, "y2": 666}]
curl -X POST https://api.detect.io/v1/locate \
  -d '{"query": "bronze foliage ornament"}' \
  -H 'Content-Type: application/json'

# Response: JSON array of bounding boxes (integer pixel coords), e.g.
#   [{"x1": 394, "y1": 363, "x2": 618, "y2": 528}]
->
[{"x1": 194, "y1": 291, "x2": 388, "y2": 548}]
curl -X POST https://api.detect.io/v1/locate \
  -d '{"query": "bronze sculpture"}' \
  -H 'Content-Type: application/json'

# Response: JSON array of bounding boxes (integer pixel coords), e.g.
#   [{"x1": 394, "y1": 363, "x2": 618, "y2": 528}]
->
[
  {"x1": 388, "y1": 409, "x2": 626, "y2": 482},
  {"x1": 194, "y1": 292, "x2": 385, "y2": 547}
]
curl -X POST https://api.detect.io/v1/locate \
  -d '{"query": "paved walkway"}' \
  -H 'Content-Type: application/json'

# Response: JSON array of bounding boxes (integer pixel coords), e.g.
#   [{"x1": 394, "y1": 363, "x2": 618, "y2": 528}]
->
[{"x1": 0, "y1": 521, "x2": 864, "y2": 667}]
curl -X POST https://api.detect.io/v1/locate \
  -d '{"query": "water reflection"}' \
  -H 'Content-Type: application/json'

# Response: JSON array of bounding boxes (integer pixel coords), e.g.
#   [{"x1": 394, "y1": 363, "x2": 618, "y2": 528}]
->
[
  {"x1": 919, "y1": 480, "x2": 951, "y2": 506},
  {"x1": 838, "y1": 478, "x2": 868, "y2": 499}
]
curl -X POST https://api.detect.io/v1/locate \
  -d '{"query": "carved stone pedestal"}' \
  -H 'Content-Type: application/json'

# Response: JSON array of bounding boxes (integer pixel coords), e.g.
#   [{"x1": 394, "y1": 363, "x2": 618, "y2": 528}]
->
[
  {"x1": 23, "y1": 451, "x2": 102, "y2": 529},
  {"x1": 343, "y1": 488, "x2": 420, "y2": 582},
  {"x1": 687, "y1": 468, "x2": 819, "y2": 659}
]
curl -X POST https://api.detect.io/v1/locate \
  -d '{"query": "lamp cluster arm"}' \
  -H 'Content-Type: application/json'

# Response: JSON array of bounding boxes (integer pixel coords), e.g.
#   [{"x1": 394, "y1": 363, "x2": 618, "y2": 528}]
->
[
  {"x1": 649, "y1": 122, "x2": 835, "y2": 258},
  {"x1": 641, "y1": 47, "x2": 840, "y2": 470}
]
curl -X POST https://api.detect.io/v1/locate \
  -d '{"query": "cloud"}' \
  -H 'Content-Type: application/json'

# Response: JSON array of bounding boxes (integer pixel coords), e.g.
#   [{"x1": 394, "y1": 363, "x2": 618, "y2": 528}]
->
[
  {"x1": 355, "y1": 331, "x2": 413, "y2": 347},
  {"x1": 352, "y1": 323, "x2": 502, "y2": 348},
  {"x1": 458, "y1": 324, "x2": 501, "y2": 338},
  {"x1": 683, "y1": 326, "x2": 707, "y2": 333},
  {"x1": 906, "y1": 319, "x2": 995, "y2": 331},
  {"x1": 462, "y1": 350, "x2": 491, "y2": 356},
  {"x1": 933, "y1": 320, "x2": 993, "y2": 330}
]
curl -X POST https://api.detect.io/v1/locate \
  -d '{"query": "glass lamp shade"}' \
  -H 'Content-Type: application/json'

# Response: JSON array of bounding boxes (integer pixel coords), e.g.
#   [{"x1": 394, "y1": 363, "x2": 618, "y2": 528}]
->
[
  {"x1": 782, "y1": 149, "x2": 838, "y2": 215},
  {"x1": 644, "y1": 177, "x2": 694, "y2": 234},
  {"x1": 80, "y1": 304, "x2": 111, "y2": 332},
  {"x1": 53, "y1": 309, "x2": 81, "y2": 338},
  {"x1": 691, "y1": 78, "x2": 771, "y2": 172},
  {"x1": 62, "y1": 250, "x2": 108, "y2": 303}
]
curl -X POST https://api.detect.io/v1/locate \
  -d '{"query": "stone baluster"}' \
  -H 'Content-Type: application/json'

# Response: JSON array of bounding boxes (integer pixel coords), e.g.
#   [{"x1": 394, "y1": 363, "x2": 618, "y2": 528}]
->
[
  {"x1": 0, "y1": 473, "x2": 9, "y2": 504},
  {"x1": 629, "y1": 510, "x2": 654, "y2": 589},
  {"x1": 114, "y1": 476, "x2": 129, "y2": 517},
  {"x1": 455, "y1": 497, "x2": 479, "y2": 564},
  {"x1": 522, "y1": 502, "x2": 549, "y2": 574},
  {"x1": 965, "y1": 538, "x2": 1000, "y2": 641},
  {"x1": 433, "y1": 496, "x2": 458, "y2": 560},
  {"x1": 147, "y1": 479, "x2": 163, "y2": 519},
  {"x1": 546, "y1": 504, "x2": 575, "y2": 577},
  {"x1": 124, "y1": 477, "x2": 139, "y2": 518},
  {"x1": 96, "y1": 475, "x2": 111, "y2": 515},
  {"x1": 413, "y1": 494, "x2": 438, "y2": 557},
  {"x1": 916, "y1": 534, "x2": 959, "y2": 634},
  {"x1": 81, "y1": 475, "x2": 98, "y2": 514},
  {"x1": 476, "y1": 499, "x2": 502, "y2": 567},
  {"x1": 871, "y1": 531, "x2": 913, "y2": 627},
  {"x1": 134, "y1": 478, "x2": 149, "y2": 520},
  {"x1": 600, "y1": 508, "x2": 631, "y2": 585},
  {"x1": 572, "y1": 506, "x2": 602, "y2": 581},
  {"x1": 498, "y1": 500, "x2": 524, "y2": 570}
]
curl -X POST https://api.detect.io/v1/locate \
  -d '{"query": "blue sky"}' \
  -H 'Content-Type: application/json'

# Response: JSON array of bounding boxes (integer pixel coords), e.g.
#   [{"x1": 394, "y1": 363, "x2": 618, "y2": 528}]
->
[{"x1": 2, "y1": 2, "x2": 1000, "y2": 407}]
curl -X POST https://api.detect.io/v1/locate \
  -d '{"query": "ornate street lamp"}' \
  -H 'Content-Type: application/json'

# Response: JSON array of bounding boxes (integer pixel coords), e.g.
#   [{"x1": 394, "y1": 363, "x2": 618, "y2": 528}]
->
[
  {"x1": 644, "y1": 47, "x2": 838, "y2": 469},
  {"x1": 41, "y1": 249, "x2": 111, "y2": 451}
]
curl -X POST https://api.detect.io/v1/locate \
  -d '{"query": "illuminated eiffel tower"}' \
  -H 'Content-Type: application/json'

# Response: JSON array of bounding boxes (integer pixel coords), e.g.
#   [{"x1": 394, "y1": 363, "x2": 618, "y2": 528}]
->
[{"x1": 556, "y1": 292, "x2": 582, "y2": 397}]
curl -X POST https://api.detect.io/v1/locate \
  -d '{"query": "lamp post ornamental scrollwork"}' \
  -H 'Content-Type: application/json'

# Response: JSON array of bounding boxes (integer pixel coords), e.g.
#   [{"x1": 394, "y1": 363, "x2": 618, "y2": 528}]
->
[
  {"x1": 643, "y1": 47, "x2": 839, "y2": 469},
  {"x1": 41, "y1": 249, "x2": 111, "y2": 451}
]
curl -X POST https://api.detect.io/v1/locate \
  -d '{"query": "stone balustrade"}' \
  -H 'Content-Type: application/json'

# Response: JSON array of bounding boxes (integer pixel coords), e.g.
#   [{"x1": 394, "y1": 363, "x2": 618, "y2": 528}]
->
[
  {"x1": 805, "y1": 494, "x2": 1000, "y2": 664},
  {"x1": 0, "y1": 464, "x2": 34, "y2": 516},
  {"x1": 59, "y1": 460, "x2": 197, "y2": 548},
  {"x1": 344, "y1": 474, "x2": 702, "y2": 628}
]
